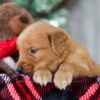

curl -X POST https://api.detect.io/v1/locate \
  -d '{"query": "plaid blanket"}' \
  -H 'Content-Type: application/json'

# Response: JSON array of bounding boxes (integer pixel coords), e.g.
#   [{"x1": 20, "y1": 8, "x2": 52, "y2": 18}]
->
[{"x1": 0, "y1": 74, "x2": 100, "y2": 100}]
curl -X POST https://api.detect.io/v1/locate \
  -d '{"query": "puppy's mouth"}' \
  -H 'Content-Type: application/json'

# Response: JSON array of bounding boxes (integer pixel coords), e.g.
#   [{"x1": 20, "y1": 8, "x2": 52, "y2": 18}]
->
[
  {"x1": 17, "y1": 65, "x2": 33, "y2": 74},
  {"x1": 23, "y1": 66, "x2": 33, "y2": 74}
]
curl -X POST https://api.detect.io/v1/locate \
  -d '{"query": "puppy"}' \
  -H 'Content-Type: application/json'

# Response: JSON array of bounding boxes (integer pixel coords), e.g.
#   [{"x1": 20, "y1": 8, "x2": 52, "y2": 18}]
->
[{"x1": 16, "y1": 22, "x2": 100, "y2": 90}]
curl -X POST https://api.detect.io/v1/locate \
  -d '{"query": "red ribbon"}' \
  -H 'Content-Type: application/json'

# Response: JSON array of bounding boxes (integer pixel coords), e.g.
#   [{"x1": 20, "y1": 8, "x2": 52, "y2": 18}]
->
[{"x1": 0, "y1": 36, "x2": 18, "y2": 59}]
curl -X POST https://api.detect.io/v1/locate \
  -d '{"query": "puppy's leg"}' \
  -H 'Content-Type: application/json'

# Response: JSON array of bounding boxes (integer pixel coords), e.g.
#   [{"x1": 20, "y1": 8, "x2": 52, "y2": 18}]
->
[
  {"x1": 54, "y1": 54, "x2": 97, "y2": 90},
  {"x1": 33, "y1": 68, "x2": 52, "y2": 86},
  {"x1": 54, "y1": 63, "x2": 73, "y2": 90}
]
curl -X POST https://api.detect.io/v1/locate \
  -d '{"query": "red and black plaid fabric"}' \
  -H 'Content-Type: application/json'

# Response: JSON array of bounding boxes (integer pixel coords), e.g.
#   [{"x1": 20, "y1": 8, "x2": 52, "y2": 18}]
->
[
  {"x1": 69, "y1": 76, "x2": 100, "y2": 100},
  {"x1": 0, "y1": 74, "x2": 54, "y2": 100},
  {"x1": 0, "y1": 74, "x2": 100, "y2": 100}
]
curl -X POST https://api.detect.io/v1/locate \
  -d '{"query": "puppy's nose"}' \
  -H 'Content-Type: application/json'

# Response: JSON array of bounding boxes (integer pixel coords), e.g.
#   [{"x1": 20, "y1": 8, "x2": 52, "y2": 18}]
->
[{"x1": 16, "y1": 66, "x2": 23, "y2": 73}]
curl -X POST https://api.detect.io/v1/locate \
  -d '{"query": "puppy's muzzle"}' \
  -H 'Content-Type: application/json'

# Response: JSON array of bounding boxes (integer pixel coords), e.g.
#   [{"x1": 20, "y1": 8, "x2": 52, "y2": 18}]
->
[{"x1": 16, "y1": 66, "x2": 23, "y2": 73}]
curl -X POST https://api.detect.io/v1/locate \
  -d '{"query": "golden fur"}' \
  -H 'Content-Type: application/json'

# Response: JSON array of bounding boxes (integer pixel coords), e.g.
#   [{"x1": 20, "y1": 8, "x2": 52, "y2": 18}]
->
[{"x1": 17, "y1": 22, "x2": 100, "y2": 90}]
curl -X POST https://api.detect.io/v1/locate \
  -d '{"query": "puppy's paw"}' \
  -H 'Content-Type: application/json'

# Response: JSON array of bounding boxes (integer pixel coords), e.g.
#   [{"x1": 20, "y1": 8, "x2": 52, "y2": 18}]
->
[
  {"x1": 33, "y1": 69, "x2": 52, "y2": 86},
  {"x1": 54, "y1": 72, "x2": 73, "y2": 90}
]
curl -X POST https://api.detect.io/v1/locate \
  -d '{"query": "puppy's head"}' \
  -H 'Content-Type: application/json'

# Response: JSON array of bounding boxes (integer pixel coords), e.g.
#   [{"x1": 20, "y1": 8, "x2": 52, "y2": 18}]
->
[{"x1": 16, "y1": 22, "x2": 69, "y2": 74}]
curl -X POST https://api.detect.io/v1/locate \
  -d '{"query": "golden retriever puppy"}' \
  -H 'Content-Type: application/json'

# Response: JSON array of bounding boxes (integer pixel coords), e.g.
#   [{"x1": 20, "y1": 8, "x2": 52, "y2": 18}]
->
[{"x1": 16, "y1": 22, "x2": 100, "y2": 90}]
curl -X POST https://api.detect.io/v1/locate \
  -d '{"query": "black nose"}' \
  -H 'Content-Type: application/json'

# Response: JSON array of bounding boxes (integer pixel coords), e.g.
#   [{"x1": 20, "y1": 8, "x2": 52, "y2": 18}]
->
[
  {"x1": 19, "y1": 16, "x2": 29, "y2": 24},
  {"x1": 16, "y1": 66, "x2": 23, "y2": 73}
]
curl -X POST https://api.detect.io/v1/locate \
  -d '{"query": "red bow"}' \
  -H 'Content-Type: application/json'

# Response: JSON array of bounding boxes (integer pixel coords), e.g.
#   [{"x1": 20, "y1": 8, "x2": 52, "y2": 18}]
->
[{"x1": 0, "y1": 37, "x2": 18, "y2": 59}]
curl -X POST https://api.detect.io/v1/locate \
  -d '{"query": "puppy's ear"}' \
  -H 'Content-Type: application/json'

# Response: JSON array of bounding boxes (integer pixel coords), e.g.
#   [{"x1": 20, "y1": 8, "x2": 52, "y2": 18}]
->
[{"x1": 48, "y1": 31, "x2": 68, "y2": 56}]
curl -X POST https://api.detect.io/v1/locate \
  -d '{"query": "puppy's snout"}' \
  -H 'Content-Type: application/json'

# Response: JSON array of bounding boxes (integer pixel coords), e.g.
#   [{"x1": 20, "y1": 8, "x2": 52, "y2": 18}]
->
[{"x1": 16, "y1": 66, "x2": 23, "y2": 73}]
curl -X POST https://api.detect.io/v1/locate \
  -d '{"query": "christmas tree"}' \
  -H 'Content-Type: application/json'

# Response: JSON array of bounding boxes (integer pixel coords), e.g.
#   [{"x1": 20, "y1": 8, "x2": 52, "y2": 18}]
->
[{"x1": 0, "y1": 0, "x2": 3, "y2": 4}]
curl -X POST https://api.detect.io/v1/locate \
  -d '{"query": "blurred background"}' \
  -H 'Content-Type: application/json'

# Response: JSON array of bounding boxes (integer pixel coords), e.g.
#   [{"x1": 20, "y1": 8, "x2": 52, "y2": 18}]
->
[{"x1": 1, "y1": 0, "x2": 100, "y2": 64}]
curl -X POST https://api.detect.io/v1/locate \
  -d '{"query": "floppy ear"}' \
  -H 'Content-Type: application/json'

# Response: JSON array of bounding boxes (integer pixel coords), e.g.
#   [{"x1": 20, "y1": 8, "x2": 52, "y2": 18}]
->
[{"x1": 48, "y1": 31, "x2": 68, "y2": 56}]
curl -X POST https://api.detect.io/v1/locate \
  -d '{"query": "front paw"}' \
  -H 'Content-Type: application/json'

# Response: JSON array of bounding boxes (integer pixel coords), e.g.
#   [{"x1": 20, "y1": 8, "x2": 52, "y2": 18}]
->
[
  {"x1": 33, "y1": 69, "x2": 52, "y2": 86},
  {"x1": 54, "y1": 71, "x2": 73, "y2": 90}
]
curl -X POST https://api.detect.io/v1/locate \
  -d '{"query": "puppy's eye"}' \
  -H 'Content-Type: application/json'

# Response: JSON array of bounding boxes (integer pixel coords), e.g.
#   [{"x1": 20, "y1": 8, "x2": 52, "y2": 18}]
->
[{"x1": 30, "y1": 47, "x2": 38, "y2": 54}]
